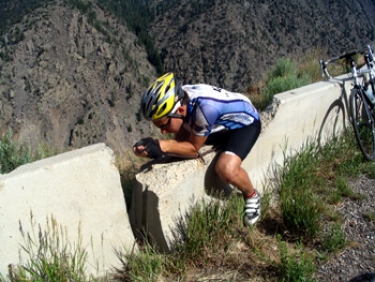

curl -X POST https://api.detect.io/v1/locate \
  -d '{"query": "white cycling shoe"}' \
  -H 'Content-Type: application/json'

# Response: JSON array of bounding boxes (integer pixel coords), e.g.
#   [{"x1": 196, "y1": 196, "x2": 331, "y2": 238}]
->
[{"x1": 243, "y1": 190, "x2": 261, "y2": 226}]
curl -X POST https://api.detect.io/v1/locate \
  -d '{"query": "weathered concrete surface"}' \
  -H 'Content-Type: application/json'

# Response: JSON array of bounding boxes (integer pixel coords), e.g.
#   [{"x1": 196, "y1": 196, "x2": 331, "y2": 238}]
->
[
  {"x1": 245, "y1": 76, "x2": 352, "y2": 190},
  {"x1": 0, "y1": 143, "x2": 135, "y2": 278},
  {"x1": 130, "y1": 76, "x2": 354, "y2": 251},
  {"x1": 129, "y1": 148, "x2": 221, "y2": 251}
]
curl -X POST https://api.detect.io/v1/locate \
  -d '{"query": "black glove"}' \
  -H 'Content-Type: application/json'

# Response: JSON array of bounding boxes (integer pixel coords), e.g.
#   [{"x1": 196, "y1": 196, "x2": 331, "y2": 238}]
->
[{"x1": 133, "y1": 137, "x2": 165, "y2": 159}]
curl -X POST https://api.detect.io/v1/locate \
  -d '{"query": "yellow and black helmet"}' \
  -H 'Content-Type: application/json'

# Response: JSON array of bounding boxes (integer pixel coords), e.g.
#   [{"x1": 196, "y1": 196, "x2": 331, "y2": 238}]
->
[{"x1": 140, "y1": 73, "x2": 184, "y2": 121}]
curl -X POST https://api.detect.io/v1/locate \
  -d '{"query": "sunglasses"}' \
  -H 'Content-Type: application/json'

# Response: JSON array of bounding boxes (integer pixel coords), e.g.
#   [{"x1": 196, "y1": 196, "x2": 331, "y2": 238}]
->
[
  {"x1": 158, "y1": 117, "x2": 172, "y2": 130},
  {"x1": 156, "y1": 114, "x2": 185, "y2": 130}
]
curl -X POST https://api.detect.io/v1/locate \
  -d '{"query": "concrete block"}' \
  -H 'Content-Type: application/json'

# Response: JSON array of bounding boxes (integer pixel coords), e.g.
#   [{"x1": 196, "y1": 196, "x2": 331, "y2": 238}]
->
[
  {"x1": 244, "y1": 78, "x2": 352, "y2": 190},
  {"x1": 129, "y1": 150, "x2": 231, "y2": 252},
  {"x1": 0, "y1": 143, "x2": 136, "y2": 278}
]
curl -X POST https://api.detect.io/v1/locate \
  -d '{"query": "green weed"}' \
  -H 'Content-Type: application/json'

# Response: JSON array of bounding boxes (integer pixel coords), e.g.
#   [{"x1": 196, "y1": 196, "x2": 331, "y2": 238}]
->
[
  {"x1": 8, "y1": 213, "x2": 90, "y2": 282},
  {"x1": 257, "y1": 57, "x2": 312, "y2": 109},
  {"x1": 277, "y1": 239, "x2": 316, "y2": 282},
  {"x1": 0, "y1": 129, "x2": 32, "y2": 173},
  {"x1": 0, "y1": 129, "x2": 58, "y2": 173},
  {"x1": 364, "y1": 211, "x2": 375, "y2": 222},
  {"x1": 117, "y1": 243, "x2": 164, "y2": 282},
  {"x1": 321, "y1": 223, "x2": 346, "y2": 253},
  {"x1": 278, "y1": 142, "x2": 323, "y2": 239}
]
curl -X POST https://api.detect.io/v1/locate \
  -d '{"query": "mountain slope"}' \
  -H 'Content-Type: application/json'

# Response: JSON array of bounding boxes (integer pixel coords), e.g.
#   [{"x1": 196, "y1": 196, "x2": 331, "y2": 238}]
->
[
  {"x1": 1, "y1": 0, "x2": 375, "y2": 154},
  {"x1": 149, "y1": 0, "x2": 375, "y2": 91},
  {"x1": 0, "y1": 0, "x2": 158, "y2": 153}
]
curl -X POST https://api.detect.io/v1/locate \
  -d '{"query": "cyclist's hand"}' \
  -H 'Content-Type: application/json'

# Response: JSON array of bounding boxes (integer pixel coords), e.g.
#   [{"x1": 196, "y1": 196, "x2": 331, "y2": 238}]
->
[{"x1": 133, "y1": 138, "x2": 165, "y2": 159}]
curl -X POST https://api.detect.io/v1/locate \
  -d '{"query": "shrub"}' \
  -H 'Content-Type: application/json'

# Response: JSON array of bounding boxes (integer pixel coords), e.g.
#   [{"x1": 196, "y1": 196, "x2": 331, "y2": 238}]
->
[
  {"x1": 321, "y1": 223, "x2": 346, "y2": 253},
  {"x1": 0, "y1": 129, "x2": 32, "y2": 173},
  {"x1": 0, "y1": 129, "x2": 58, "y2": 173},
  {"x1": 278, "y1": 142, "x2": 323, "y2": 239},
  {"x1": 277, "y1": 239, "x2": 316, "y2": 282},
  {"x1": 8, "y1": 214, "x2": 89, "y2": 282},
  {"x1": 261, "y1": 58, "x2": 312, "y2": 107}
]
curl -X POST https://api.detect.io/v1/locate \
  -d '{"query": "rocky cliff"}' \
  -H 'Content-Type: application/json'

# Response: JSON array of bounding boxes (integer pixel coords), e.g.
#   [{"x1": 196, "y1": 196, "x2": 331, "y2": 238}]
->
[
  {"x1": 149, "y1": 0, "x2": 375, "y2": 91},
  {"x1": 0, "y1": 0, "x2": 374, "y2": 155},
  {"x1": 0, "y1": 1, "x2": 158, "y2": 154}
]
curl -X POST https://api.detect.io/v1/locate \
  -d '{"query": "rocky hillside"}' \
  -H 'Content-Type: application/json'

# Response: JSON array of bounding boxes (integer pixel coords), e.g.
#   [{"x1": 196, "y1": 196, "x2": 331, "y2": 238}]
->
[
  {"x1": 0, "y1": 0, "x2": 159, "y2": 154},
  {"x1": 0, "y1": 0, "x2": 375, "y2": 155},
  {"x1": 149, "y1": 0, "x2": 375, "y2": 91}
]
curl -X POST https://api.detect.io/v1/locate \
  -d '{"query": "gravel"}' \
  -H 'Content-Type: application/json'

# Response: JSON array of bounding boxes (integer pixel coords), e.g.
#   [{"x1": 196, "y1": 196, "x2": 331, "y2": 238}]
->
[{"x1": 315, "y1": 176, "x2": 375, "y2": 282}]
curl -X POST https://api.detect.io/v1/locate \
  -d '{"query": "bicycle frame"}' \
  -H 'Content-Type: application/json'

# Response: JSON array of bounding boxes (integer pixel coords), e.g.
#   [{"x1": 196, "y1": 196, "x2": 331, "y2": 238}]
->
[
  {"x1": 320, "y1": 45, "x2": 375, "y2": 84},
  {"x1": 320, "y1": 45, "x2": 375, "y2": 105},
  {"x1": 320, "y1": 44, "x2": 375, "y2": 160},
  {"x1": 352, "y1": 47, "x2": 375, "y2": 119},
  {"x1": 362, "y1": 46, "x2": 375, "y2": 99}
]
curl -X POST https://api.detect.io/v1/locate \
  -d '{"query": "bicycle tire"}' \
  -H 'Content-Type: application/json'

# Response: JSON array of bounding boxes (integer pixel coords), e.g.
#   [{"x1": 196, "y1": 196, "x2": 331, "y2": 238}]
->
[{"x1": 349, "y1": 89, "x2": 375, "y2": 160}]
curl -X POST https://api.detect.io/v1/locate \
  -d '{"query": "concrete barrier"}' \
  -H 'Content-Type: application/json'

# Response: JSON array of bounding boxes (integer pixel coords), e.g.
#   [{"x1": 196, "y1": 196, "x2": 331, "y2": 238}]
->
[
  {"x1": 129, "y1": 75, "x2": 354, "y2": 252},
  {"x1": 244, "y1": 75, "x2": 352, "y2": 191},
  {"x1": 0, "y1": 75, "x2": 356, "y2": 277},
  {"x1": 0, "y1": 143, "x2": 135, "y2": 279}
]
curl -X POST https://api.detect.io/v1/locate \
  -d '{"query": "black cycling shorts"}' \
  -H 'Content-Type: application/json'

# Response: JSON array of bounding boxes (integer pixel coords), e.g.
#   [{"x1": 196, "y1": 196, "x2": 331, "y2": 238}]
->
[{"x1": 205, "y1": 120, "x2": 261, "y2": 161}]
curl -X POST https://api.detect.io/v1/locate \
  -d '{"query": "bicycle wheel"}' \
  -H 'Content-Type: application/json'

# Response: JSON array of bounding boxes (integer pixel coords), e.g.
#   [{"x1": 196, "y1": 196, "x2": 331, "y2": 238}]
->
[{"x1": 350, "y1": 89, "x2": 375, "y2": 160}]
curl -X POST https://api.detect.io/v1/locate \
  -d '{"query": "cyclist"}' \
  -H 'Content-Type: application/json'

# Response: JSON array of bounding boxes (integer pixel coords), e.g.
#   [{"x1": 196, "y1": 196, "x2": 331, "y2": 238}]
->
[{"x1": 133, "y1": 73, "x2": 262, "y2": 226}]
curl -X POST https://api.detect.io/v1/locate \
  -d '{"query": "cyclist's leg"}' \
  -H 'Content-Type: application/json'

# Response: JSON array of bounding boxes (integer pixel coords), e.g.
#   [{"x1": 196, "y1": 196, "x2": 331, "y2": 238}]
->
[
  {"x1": 213, "y1": 120, "x2": 261, "y2": 196},
  {"x1": 213, "y1": 121, "x2": 261, "y2": 225}
]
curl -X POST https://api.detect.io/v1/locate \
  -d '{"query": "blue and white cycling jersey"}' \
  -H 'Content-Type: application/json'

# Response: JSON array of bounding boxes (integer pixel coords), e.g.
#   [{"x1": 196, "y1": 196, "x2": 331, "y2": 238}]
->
[{"x1": 182, "y1": 84, "x2": 260, "y2": 137}]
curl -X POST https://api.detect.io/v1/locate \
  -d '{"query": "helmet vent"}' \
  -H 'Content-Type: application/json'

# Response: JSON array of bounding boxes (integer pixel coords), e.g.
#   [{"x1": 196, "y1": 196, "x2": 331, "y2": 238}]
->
[
  {"x1": 156, "y1": 103, "x2": 167, "y2": 117},
  {"x1": 146, "y1": 98, "x2": 153, "y2": 110}
]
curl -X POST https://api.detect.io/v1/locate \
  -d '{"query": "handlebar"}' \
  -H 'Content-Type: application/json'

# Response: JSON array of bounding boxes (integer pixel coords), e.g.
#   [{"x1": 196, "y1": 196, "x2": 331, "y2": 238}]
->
[{"x1": 319, "y1": 45, "x2": 375, "y2": 79}]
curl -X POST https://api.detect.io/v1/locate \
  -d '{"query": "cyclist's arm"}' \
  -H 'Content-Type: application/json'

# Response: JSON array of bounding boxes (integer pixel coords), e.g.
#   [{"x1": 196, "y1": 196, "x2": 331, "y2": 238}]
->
[
  {"x1": 160, "y1": 102, "x2": 219, "y2": 156},
  {"x1": 174, "y1": 125, "x2": 190, "y2": 141},
  {"x1": 159, "y1": 134, "x2": 208, "y2": 157}
]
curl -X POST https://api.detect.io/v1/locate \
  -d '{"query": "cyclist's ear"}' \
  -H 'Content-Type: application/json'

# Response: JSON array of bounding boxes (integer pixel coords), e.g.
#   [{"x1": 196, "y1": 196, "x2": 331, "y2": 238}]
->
[{"x1": 176, "y1": 105, "x2": 186, "y2": 116}]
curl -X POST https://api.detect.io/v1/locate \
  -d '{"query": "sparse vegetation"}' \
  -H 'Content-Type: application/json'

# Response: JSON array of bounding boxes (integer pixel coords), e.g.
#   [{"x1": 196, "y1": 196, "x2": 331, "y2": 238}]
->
[
  {"x1": 112, "y1": 130, "x2": 372, "y2": 282},
  {"x1": 0, "y1": 129, "x2": 59, "y2": 174},
  {"x1": 0, "y1": 129, "x2": 32, "y2": 173},
  {"x1": 276, "y1": 239, "x2": 316, "y2": 282},
  {"x1": 246, "y1": 48, "x2": 349, "y2": 111},
  {"x1": 4, "y1": 128, "x2": 374, "y2": 281},
  {"x1": 7, "y1": 214, "x2": 90, "y2": 282},
  {"x1": 247, "y1": 56, "x2": 315, "y2": 110},
  {"x1": 364, "y1": 211, "x2": 375, "y2": 222},
  {"x1": 321, "y1": 223, "x2": 346, "y2": 253}
]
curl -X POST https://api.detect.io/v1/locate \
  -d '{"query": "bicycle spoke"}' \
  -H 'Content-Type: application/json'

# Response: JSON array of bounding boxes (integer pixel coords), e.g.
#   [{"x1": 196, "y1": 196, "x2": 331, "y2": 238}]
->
[{"x1": 350, "y1": 90, "x2": 375, "y2": 160}]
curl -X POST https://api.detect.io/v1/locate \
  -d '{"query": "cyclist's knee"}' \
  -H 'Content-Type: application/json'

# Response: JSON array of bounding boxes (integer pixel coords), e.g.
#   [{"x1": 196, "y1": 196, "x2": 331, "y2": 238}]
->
[{"x1": 215, "y1": 154, "x2": 241, "y2": 182}]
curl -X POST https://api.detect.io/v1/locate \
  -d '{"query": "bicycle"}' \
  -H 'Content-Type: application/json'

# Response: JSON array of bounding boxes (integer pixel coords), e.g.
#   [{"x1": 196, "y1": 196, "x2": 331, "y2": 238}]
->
[{"x1": 319, "y1": 44, "x2": 375, "y2": 161}]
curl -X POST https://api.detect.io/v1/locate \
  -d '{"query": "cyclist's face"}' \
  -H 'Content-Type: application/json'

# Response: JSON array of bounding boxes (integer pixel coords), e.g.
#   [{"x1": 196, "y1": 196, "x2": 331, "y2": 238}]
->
[{"x1": 153, "y1": 117, "x2": 182, "y2": 134}]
